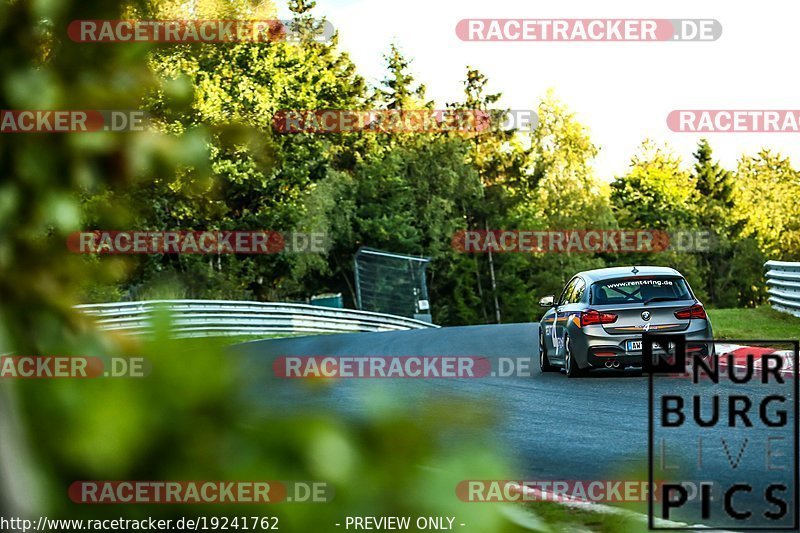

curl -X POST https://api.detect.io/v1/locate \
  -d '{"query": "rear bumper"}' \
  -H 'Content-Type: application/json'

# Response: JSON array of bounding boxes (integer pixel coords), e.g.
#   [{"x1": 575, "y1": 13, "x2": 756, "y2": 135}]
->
[
  {"x1": 573, "y1": 321, "x2": 714, "y2": 369},
  {"x1": 587, "y1": 351, "x2": 643, "y2": 368},
  {"x1": 586, "y1": 342, "x2": 712, "y2": 368}
]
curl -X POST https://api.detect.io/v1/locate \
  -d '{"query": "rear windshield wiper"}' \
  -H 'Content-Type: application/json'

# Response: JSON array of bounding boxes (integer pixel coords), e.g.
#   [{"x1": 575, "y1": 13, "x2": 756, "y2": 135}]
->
[{"x1": 643, "y1": 296, "x2": 684, "y2": 305}]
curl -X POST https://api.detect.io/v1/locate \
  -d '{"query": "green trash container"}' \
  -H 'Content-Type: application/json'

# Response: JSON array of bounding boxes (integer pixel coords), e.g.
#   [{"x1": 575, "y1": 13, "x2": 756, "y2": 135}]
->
[{"x1": 310, "y1": 293, "x2": 343, "y2": 309}]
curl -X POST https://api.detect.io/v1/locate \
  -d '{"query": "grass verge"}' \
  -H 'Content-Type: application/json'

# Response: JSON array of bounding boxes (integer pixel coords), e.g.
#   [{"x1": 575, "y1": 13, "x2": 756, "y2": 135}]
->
[
  {"x1": 708, "y1": 307, "x2": 800, "y2": 341},
  {"x1": 522, "y1": 501, "x2": 648, "y2": 532}
]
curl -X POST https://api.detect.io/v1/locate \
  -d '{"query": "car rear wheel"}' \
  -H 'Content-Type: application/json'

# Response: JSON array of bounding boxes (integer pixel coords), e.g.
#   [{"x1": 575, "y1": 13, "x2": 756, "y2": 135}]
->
[
  {"x1": 539, "y1": 331, "x2": 557, "y2": 372},
  {"x1": 564, "y1": 336, "x2": 583, "y2": 378}
]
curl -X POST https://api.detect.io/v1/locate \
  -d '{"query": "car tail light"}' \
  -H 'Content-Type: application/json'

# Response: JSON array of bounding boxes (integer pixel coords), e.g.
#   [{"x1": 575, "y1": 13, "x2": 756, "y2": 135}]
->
[
  {"x1": 580, "y1": 309, "x2": 618, "y2": 327},
  {"x1": 674, "y1": 304, "x2": 707, "y2": 320}
]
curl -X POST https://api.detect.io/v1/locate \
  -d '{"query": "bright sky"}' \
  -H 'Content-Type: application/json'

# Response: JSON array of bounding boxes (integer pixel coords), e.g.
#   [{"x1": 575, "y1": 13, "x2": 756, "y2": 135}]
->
[{"x1": 278, "y1": 0, "x2": 800, "y2": 181}]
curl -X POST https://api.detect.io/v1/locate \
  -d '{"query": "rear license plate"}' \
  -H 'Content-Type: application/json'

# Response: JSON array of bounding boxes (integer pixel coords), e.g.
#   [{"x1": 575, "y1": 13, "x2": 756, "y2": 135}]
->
[{"x1": 626, "y1": 340, "x2": 643, "y2": 351}]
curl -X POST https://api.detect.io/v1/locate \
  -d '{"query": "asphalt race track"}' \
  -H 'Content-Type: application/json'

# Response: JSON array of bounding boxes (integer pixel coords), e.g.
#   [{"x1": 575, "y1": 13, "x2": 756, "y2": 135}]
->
[{"x1": 231, "y1": 324, "x2": 797, "y2": 529}]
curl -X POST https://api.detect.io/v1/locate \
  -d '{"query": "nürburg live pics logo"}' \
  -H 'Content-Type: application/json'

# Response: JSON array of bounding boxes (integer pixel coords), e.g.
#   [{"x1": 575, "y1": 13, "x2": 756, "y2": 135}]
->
[{"x1": 645, "y1": 334, "x2": 798, "y2": 530}]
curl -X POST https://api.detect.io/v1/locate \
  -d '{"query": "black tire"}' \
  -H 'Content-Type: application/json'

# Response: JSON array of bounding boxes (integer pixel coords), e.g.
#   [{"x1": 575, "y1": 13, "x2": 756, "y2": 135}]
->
[
  {"x1": 539, "y1": 331, "x2": 557, "y2": 372},
  {"x1": 564, "y1": 336, "x2": 583, "y2": 378}
]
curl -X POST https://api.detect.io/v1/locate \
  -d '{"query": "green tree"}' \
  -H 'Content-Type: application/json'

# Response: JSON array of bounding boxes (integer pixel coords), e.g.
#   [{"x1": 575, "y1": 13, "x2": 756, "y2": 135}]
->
[
  {"x1": 377, "y1": 43, "x2": 429, "y2": 110},
  {"x1": 736, "y1": 149, "x2": 800, "y2": 261},
  {"x1": 693, "y1": 140, "x2": 734, "y2": 227},
  {"x1": 502, "y1": 93, "x2": 613, "y2": 318},
  {"x1": 611, "y1": 140, "x2": 699, "y2": 229},
  {"x1": 690, "y1": 139, "x2": 753, "y2": 307},
  {"x1": 304, "y1": 50, "x2": 483, "y2": 319},
  {"x1": 94, "y1": 0, "x2": 368, "y2": 302},
  {"x1": 610, "y1": 141, "x2": 708, "y2": 301},
  {"x1": 446, "y1": 68, "x2": 529, "y2": 324}
]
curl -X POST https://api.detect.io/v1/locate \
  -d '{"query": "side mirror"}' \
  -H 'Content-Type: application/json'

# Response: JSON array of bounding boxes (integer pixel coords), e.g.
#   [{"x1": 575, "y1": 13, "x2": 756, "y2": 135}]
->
[{"x1": 539, "y1": 295, "x2": 555, "y2": 308}]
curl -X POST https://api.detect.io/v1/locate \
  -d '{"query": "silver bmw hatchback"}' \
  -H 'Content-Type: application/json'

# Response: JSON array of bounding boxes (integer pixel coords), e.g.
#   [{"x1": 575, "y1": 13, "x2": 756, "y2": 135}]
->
[{"x1": 538, "y1": 266, "x2": 714, "y2": 377}]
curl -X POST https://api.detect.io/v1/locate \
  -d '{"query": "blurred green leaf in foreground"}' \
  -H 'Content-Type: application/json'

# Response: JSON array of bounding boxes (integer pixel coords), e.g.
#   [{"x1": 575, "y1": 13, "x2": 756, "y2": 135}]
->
[{"x1": 0, "y1": 1, "x2": 525, "y2": 530}]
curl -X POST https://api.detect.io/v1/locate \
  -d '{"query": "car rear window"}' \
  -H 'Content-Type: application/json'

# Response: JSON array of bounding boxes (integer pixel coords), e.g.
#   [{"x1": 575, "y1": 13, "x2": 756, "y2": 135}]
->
[{"x1": 590, "y1": 277, "x2": 692, "y2": 305}]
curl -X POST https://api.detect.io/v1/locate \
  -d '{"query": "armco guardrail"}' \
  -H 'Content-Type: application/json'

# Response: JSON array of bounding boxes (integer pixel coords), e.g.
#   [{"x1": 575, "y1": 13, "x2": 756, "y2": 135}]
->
[
  {"x1": 765, "y1": 261, "x2": 800, "y2": 318},
  {"x1": 75, "y1": 300, "x2": 439, "y2": 338}
]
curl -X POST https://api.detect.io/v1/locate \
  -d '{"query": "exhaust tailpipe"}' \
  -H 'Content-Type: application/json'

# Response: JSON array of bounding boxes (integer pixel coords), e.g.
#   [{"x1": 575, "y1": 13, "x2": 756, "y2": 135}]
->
[
  {"x1": 612, "y1": 361, "x2": 621, "y2": 368},
  {"x1": 604, "y1": 361, "x2": 613, "y2": 368}
]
